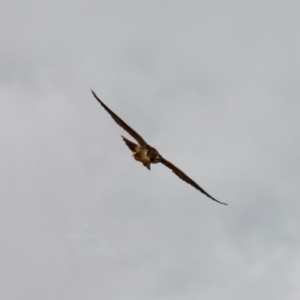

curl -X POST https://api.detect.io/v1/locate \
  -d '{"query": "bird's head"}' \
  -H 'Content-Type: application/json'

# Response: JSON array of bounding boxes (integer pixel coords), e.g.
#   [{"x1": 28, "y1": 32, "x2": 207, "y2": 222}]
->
[{"x1": 148, "y1": 148, "x2": 162, "y2": 163}]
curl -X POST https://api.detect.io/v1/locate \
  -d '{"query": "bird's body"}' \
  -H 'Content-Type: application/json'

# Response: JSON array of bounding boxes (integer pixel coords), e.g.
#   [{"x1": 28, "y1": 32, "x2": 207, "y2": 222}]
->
[
  {"x1": 122, "y1": 135, "x2": 161, "y2": 170},
  {"x1": 91, "y1": 90, "x2": 227, "y2": 205}
]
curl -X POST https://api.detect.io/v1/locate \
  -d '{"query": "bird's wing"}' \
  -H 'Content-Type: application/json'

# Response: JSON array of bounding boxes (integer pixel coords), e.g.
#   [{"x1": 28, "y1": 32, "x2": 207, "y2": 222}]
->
[
  {"x1": 161, "y1": 157, "x2": 227, "y2": 205},
  {"x1": 91, "y1": 90, "x2": 148, "y2": 146}
]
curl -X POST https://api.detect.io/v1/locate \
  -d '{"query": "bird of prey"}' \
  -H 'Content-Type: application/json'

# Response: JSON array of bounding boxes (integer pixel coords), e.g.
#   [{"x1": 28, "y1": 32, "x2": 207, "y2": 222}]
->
[{"x1": 91, "y1": 90, "x2": 227, "y2": 205}]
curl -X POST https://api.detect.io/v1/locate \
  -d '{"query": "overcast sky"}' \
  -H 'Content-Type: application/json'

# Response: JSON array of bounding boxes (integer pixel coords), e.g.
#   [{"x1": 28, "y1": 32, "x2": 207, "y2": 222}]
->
[{"x1": 1, "y1": 1, "x2": 300, "y2": 299}]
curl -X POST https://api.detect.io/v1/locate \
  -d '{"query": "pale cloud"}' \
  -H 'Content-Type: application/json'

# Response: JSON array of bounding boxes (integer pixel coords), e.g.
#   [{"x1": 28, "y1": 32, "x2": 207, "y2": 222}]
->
[{"x1": 1, "y1": 0, "x2": 299, "y2": 299}]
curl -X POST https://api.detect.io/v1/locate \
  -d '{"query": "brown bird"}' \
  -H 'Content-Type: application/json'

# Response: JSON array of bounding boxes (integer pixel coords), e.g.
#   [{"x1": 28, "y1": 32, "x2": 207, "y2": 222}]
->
[{"x1": 91, "y1": 90, "x2": 227, "y2": 205}]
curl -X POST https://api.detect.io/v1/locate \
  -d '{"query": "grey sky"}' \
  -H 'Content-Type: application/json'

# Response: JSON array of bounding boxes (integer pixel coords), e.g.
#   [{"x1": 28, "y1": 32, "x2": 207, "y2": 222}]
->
[{"x1": 1, "y1": 1, "x2": 300, "y2": 299}]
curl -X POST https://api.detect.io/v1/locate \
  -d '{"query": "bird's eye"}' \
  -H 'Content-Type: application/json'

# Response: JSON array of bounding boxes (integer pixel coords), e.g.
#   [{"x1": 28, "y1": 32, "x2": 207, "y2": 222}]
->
[{"x1": 155, "y1": 155, "x2": 160, "y2": 160}]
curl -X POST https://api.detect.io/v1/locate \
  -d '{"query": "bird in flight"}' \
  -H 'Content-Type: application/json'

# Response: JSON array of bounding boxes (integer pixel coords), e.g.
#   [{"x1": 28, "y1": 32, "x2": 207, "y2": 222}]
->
[{"x1": 91, "y1": 90, "x2": 227, "y2": 205}]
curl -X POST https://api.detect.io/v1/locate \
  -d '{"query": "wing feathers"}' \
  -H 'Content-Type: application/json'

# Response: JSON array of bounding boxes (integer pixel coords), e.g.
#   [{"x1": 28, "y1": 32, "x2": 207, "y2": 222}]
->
[
  {"x1": 161, "y1": 158, "x2": 227, "y2": 205},
  {"x1": 91, "y1": 90, "x2": 148, "y2": 146}
]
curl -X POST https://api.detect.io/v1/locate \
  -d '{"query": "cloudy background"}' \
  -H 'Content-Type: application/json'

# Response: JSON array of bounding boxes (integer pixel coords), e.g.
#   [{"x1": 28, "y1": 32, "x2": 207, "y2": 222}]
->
[{"x1": 1, "y1": 1, "x2": 300, "y2": 299}]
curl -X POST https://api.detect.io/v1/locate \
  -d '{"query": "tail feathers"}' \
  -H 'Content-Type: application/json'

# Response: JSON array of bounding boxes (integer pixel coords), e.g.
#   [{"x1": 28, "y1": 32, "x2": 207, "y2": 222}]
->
[
  {"x1": 143, "y1": 162, "x2": 151, "y2": 170},
  {"x1": 121, "y1": 135, "x2": 138, "y2": 152}
]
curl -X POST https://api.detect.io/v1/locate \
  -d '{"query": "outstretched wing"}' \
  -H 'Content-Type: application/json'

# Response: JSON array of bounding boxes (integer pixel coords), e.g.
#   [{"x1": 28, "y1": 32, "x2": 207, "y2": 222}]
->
[
  {"x1": 161, "y1": 157, "x2": 227, "y2": 205},
  {"x1": 91, "y1": 90, "x2": 148, "y2": 146}
]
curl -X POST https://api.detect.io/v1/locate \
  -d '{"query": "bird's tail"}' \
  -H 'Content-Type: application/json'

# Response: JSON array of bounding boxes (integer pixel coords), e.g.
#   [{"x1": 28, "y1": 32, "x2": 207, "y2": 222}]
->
[{"x1": 121, "y1": 135, "x2": 138, "y2": 152}]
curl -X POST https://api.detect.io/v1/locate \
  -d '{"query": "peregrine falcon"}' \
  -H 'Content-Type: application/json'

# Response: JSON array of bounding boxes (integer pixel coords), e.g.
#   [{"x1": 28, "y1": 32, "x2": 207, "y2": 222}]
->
[{"x1": 91, "y1": 90, "x2": 227, "y2": 205}]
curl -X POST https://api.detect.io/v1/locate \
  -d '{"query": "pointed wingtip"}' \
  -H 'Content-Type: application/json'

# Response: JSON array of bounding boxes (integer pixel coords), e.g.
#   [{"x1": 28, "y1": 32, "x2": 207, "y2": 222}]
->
[
  {"x1": 91, "y1": 89, "x2": 104, "y2": 106},
  {"x1": 215, "y1": 199, "x2": 228, "y2": 206},
  {"x1": 90, "y1": 88, "x2": 96, "y2": 97},
  {"x1": 209, "y1": 194, "x2": 228, "y2": 205}
]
